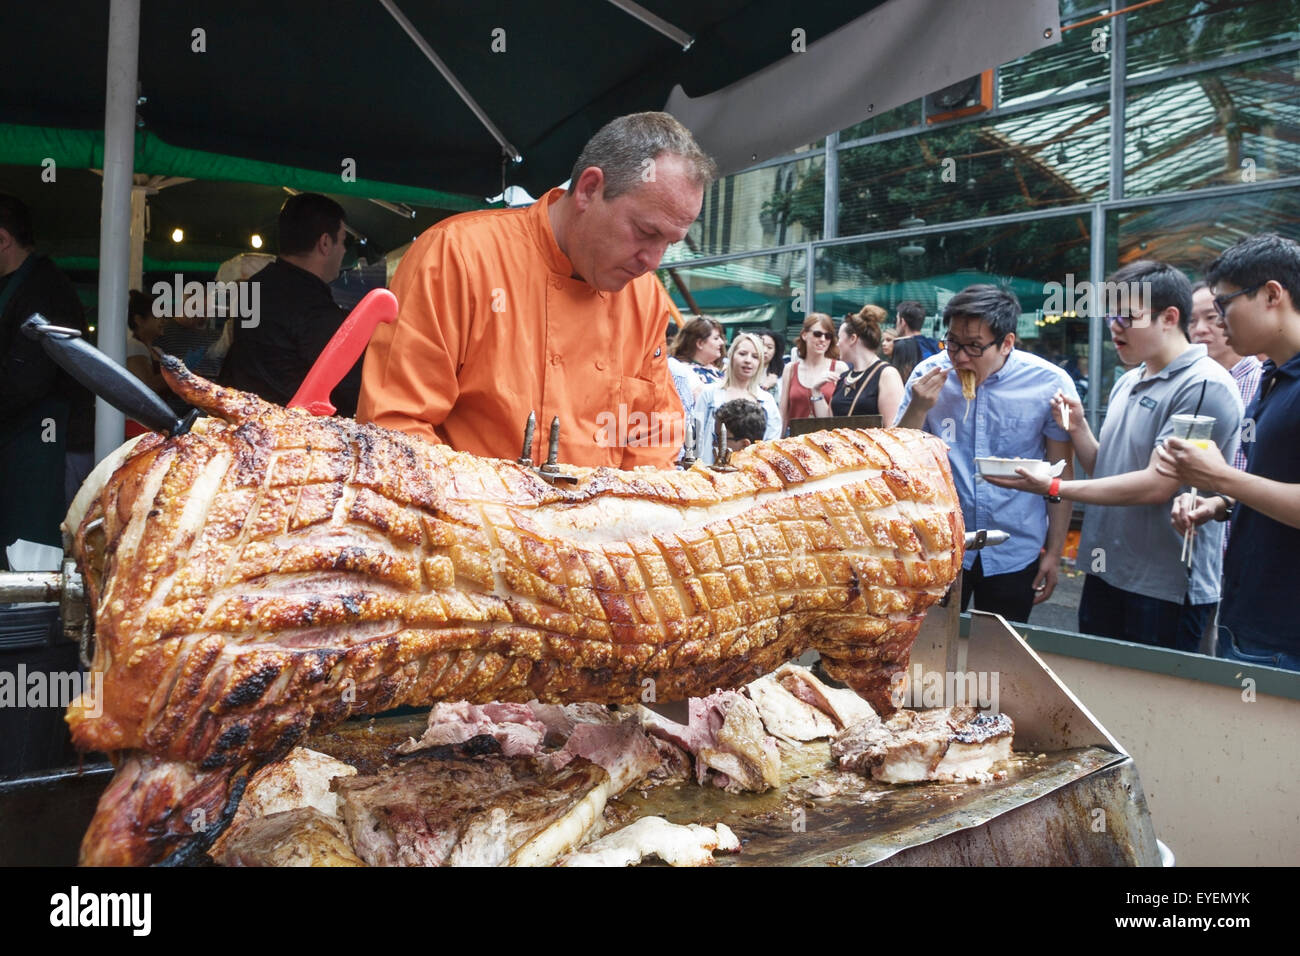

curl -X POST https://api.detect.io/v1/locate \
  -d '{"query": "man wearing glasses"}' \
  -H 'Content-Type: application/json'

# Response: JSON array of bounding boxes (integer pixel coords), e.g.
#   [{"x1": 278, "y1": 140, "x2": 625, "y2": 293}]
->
[
  {"x1": 897, "y1": 285, "x2": 1077, "y2": 623},
  {"x1": 985, "y1": 261, "x2": 1241, "y2": 652},
  {"x1": 1156, "y1": 234, "x2": 1300, "y2": 671}
]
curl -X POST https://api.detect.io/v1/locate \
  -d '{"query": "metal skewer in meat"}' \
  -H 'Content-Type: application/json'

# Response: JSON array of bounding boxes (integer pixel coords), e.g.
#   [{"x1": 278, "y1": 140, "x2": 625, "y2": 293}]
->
[{"x1": 68, "y1": 358, "x2": 963, "y2": 864}]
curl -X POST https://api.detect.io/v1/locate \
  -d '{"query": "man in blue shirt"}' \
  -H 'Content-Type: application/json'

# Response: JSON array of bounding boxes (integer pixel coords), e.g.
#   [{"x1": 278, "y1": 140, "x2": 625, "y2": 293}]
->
[
  {"x1": 987, "y1": 261, "x2": 1241, "y2": 652},
  {"x1": 898, "y1": 285, "x2": 1077, "y2": 622},
  {"x1": 1157, "y1": 234, "x2": 1300, "y2": 671}
]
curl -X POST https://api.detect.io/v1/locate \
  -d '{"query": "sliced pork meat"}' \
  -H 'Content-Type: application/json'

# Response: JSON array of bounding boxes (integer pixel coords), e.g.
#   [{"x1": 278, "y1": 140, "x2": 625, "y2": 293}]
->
[
  {"x1": 396, "y1": 702, "x2": 550, "y2": 757},
  {"x1": 209, "y1": 807, "x2": 367, "y2": 867},
  {"x1": 745, "y1": 672, "x2": 838, "y2": 742},
  {"x1": 774, "y1": 663, "x2": 878, "y2": 729},
  {"x1": 221, "y1": 747, "x2": 356, "y2": 828},
  {"x1": 336, "y1": 755, "x2": 612, "y2": 867},
  {"x1": 549, "y1": 721, "x2": 662, "y2": 793},
  {"x1": 558, "y1": 817, "x2": 741, "y2": 867},
  {"x1": 831, "y1": 706, "x2": 1014, "y2": 784},
  {"x1": 207, "y1": 746, "x2": 358, "y2": 863},
  {"x1": 634, "y1": 692, "x2": 781, "y2": 792},
  {"x1": 690, "y1": 692, "x2": 782, "y2": 793},
  {"x1": 527, "y1": 702, "x2": 621, "y2": 737}
]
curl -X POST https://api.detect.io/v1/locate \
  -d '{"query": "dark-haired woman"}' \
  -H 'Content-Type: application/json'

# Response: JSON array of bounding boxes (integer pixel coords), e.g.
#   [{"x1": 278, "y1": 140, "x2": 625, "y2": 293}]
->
[
  {"x1": 889, "y1": 336, "x2": 925, "y2": 399},
  {"x1": 755, "y1": 329, "x2": 785, "y2": 400},
  {"x1": 830, "y1": 306, "x2": 904, "y2": 424},
  {"x1": 668, "y1": 317, "x2": 726, "y2": 403}
]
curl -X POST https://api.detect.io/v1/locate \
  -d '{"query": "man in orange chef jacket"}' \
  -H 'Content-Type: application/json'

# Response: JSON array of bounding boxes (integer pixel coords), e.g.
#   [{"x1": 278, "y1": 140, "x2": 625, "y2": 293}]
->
[{"x1": 358, "y1": 112, "x2": 716, "y2": 470}]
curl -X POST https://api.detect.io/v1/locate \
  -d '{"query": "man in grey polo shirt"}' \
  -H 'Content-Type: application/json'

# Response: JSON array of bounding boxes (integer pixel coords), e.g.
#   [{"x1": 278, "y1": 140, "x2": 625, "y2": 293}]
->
[{"x1": 987, "y1": 261, "x2": 1241, "y2": 650}]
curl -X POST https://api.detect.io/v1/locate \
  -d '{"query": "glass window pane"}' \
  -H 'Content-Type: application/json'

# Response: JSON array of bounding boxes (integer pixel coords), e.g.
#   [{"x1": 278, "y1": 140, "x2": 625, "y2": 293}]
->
[
  {"x1": 1102, "y1": 186, "x2": 1300, "y2": 409},
  {"x1": 664, "y1": 152, "x2": 823, "y2": 263},
  {"x1": 813, "y1": 215, "x2": 1093, "y2": 399},
  {"x1": 840, "y1": 100, "x2": 924, "y2": 142},
  {"x1": 658, "y1": 249, "x2": 808, "y2": 338},
  {"x1": 999, "y1": 0, "x2": 1112, "y2": 106},
  {"x1": 1124, "y1": 52, "x2": 1300, "y2": 198},
  {"x1": 1126, "y1": 0, "x2": 1300, "y2": 79},
  {"x1": 836, "y1": 95, "x2": 1108, "y2": 234}
]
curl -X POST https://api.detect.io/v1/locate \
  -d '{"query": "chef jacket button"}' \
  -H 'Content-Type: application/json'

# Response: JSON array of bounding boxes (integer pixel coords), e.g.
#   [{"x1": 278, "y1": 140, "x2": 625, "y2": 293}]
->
[
  {"x1": 551, "y1": 277, "x2": 563, "y2": 289},
  {"x1": 550, "y1": 354, "x2": 561, "y2": 366},
  {"x1": 595, "y1": 359, "x2": 607, "y2": 371}
]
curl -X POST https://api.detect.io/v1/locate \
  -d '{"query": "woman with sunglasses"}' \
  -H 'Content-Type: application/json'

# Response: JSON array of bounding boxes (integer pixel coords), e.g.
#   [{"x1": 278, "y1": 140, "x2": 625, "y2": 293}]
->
[
  {"x1": 693, "y1": 332, "x2": 781, "y2": 463},
  {"x1": 779, "y1": 313, "x2": 844, "y2": 433}
]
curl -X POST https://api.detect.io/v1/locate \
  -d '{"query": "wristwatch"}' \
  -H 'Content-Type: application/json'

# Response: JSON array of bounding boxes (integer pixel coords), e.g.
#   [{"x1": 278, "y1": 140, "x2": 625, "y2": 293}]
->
[{"x1": 1214, "y1": 495, "x2": 1234, "y2": 521}]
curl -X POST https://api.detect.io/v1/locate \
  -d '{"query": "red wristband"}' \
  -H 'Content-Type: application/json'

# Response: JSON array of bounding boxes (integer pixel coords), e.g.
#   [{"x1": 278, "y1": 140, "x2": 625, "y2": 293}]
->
[{"x1": 1048, "y1": 476, "x2": 1061, "y2": 497}]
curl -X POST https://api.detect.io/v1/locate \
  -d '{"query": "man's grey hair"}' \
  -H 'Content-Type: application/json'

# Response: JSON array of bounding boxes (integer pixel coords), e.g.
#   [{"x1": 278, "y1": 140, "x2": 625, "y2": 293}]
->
[{"x1": 569, "y1": 112, "x2": 717, "y2": 199}]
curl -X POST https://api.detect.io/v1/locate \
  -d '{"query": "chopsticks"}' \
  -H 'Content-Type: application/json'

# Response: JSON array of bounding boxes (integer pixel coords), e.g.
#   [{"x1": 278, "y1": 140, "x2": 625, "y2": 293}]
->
[{"x1": 1181, "y1": 382, "x2": 1208, "y2": 574}]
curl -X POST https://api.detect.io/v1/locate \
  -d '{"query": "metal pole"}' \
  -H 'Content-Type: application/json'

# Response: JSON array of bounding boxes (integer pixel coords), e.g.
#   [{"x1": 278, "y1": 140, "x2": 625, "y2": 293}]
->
[
  {"x1": 1088, "y1": 203, "x2": 1105, "y2": 440},
  {"x1": 1109, "y1": 10, "x2": 1126, "y2": 202},
  {"x1": 823, "y1": 131, "x2": 840, "y2": 241},
  {"x1": 95, "y1": 0, "x2": 140, "y2": 463}
]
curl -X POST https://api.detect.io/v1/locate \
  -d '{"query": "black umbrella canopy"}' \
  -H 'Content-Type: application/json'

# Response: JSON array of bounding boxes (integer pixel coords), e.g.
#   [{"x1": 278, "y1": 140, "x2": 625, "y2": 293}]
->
[
  {"x1": 0, "y1": 163, "x2": 460, "y2": 267},
  {"x1": 5, "y1": 1, "x2": 882, "y2": 198}
]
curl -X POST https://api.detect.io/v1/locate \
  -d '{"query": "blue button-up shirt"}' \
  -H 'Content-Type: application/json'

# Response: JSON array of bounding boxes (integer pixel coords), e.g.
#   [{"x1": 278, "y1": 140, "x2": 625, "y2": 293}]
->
[{"x1": 896, "y1": 349, "x2": 1079, "y2": 575}]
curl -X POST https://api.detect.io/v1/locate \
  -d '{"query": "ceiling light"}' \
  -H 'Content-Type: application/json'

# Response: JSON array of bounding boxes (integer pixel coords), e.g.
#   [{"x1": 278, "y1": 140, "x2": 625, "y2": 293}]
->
[
  {"x1": 250, "y1": 233, "x2": 263, "y2": 249},
  {"x1": 171, "y1": 228, "x2": 184, "y2": 243}
]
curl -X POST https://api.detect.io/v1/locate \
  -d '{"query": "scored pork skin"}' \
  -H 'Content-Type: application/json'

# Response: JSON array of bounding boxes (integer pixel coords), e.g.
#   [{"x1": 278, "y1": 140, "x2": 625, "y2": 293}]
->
[{"x1": 67, "y1": 359, "x2": 963, "y2": 769}]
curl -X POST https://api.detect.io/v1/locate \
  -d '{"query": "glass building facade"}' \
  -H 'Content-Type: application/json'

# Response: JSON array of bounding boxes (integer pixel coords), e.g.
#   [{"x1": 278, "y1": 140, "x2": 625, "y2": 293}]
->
[{"x1": 658, "y1": 0, "x2": 1300, "y2": 428}]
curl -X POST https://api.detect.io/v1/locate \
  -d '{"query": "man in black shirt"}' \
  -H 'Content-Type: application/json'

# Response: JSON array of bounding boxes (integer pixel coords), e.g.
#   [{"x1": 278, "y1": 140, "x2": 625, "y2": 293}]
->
[
  {"x1": 222, "y1": 193, "x2": 359, "y2": 416},
  {"x1": 0, "y1": 194, "x2": 88, "y2": 559}
]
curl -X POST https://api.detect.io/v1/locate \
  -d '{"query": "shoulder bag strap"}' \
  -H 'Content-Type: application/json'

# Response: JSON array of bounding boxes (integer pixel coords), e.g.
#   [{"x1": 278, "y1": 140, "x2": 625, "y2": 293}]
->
[{"x1": 846, "y1": 360, "x2": 887, "y2": 417}]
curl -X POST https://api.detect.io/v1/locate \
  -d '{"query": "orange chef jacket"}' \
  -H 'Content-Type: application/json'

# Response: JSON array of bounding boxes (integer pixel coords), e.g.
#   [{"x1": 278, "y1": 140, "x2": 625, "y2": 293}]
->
[{"x1": 357, "y1": 188, "x2": 685, "y2": 469}]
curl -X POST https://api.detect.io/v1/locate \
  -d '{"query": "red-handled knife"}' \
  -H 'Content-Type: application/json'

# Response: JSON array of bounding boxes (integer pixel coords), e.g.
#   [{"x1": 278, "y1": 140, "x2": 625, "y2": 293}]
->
[{"x1": 289, "y1": 288, "x2": 398, "y2": 416}]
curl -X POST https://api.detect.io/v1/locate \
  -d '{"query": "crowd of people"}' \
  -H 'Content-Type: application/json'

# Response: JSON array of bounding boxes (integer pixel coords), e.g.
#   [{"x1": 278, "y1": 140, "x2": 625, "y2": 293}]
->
[
  {"x1": 3, "y1": 111, "x2": 1297, "y2": 672},
  {"x1": 685, "y1": 240, "x2": 1298, "y2": 671}
]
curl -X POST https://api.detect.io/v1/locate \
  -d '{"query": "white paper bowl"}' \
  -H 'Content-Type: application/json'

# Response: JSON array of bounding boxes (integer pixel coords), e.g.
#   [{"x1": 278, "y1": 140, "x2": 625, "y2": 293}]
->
[{"x1": 975, "y1": 457, "x2": 1064, "y2": 482}]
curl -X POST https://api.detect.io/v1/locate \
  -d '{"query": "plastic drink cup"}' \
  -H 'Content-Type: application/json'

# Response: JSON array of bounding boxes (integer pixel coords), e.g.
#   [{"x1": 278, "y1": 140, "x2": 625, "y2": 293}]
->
[
  {"x1": 1170, "y1": 413, "x2": 1215, "y2": 444},
  {"x1": 1169, "y1": 414, "x2": 1216, "y2": 570}
]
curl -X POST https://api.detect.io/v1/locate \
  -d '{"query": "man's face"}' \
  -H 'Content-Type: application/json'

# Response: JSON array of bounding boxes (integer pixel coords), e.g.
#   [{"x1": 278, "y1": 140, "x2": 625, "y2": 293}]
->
[
  {"x1": 1108, "y1": 295, "x2": 1168, "y2": 367},
  {"x1": 567, "y1": 153, "x2": 703, "y2": 292},
  {"x1": 324, "y1": 224, "x2": 348, "y2": 283},
  {"x1": 945, "y1": 316, "x2": 1011, "y2": 386},
  {"x1": 1189, "y1": 287, "x2": 1232, "y2": 364},
  {"x1": 1212, "y1": 280, "x2": 1270, "y2": 356}
]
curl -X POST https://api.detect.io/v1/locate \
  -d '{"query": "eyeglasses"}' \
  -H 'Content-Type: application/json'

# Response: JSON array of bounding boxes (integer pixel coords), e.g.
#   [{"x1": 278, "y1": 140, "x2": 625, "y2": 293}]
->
[
  {"x1": 1105, "y1": 314, "x2": 1138, "y2": 330},
  {"x1": 944, "y1": 337, "x2": 999, "y2": 357},
  {"x1": 1213, "y1": 285, "x2": 1260, "y2": 317},
  {"x1": 808, "y1": 330, "x2": 833, "y2": 340}
]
